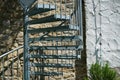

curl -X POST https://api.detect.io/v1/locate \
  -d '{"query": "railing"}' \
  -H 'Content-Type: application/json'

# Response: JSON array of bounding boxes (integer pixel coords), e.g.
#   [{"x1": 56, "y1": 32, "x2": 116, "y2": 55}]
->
[{"x1": 0, "y1": 46, "x2": 23, "y2": 80}]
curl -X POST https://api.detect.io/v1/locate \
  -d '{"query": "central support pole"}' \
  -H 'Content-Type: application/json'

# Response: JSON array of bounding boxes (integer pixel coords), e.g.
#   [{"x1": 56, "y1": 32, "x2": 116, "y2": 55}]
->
[{"x1": 23, "y1": 7, "x2": 30, "y2": 80}]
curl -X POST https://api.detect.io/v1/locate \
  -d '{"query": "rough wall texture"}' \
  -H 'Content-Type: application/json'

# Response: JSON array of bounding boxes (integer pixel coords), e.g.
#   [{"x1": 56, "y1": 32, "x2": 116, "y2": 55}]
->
[
  {"x1": 0, "y1": 0, "x2": 23, "y2": 54},
  {"x1": 86, "y1": 0, "x2": 120, "y2": 71}
]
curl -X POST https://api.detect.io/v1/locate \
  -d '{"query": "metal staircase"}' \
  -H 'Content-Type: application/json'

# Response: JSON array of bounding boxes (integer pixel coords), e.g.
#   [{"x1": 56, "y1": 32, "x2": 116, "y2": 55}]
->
[{"x1": 20, "y1": 0, "x2": 83, "y2": 80}]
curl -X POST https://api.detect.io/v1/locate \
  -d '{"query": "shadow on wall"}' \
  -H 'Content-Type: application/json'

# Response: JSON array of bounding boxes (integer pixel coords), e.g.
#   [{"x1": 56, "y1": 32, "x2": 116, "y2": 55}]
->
[{"x1": 0, "y1": 0, "x2": 23, "y2": 54}]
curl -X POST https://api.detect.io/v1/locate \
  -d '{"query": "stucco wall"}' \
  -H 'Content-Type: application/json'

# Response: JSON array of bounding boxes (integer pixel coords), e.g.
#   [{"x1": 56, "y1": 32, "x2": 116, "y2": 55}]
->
[{"x1": 86, "y1": 0, "x2": 120, "y2": 68}]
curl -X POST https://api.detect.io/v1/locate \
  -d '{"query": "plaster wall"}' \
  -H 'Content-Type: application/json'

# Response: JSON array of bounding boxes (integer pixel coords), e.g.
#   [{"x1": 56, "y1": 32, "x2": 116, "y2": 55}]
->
[{"x1": 86, "y1": 0, "x2": 120, "y2": 68}]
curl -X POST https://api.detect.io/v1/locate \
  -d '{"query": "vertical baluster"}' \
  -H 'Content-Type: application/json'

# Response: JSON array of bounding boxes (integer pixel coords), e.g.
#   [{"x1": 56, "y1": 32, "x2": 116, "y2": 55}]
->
[
  {"x1": 33, "y1": 50, "x2": 35, "y2": 79},
  {"x1": 77, "y1": 0, "x2": 80, "y2": 32},
  {"x1": 52, "y1": 29, "x2": 54, "y2": 77},
  {"x1": 47, "y1": 47, "x2": 49, "y2": 79},
  {"x1": 71, "y1": 0, "x2": 74, "y2": 24},
  {"x1": 72, "y1": 0, "x2": 74, "y2": 62},
  {"x1": 41, "y1": 50, "x2": 45, "y2": 80},
  {"x1": 73, "y1": 0, "x2": 77, "y2": 62},
  {"x1": 56, "y1": 42, "x2": 58, "y2": 76},
  {"x1": 75, "y1": 0, "x2": 78, "y2": 59},
  {"x1": 0, "y1": 58, "x2": 1, "y2": 79},
  {"x1": 80, "y1": 0, "x2": 83, "y2": 37},
  {"x1": 37, "y1": 51, "x2": 39, "y2": 79},
  {"x1": 59, "y1": 3, "x2": 62, "y2": 74},
  {"x1": 2, "y1": 57, "x2": 4, "y2": 80},
  {"x1": 79, "y1": 0, "x2": 83, "y2": 57},
  {"x1": 6, "y1": 55, "x2": 10, "y2": 79},
  {"x1": 72, "y1": 50, "x2": 73, "y2": 66},
  {"x1": 55, "y1": 0, "x2": 57, "y2": 14},
  {"x1": 60, "y1": 0, "x2": 62, "y2": 18},
  {"x1": 11, "y1": 54, "x2": 14, "y2": 80},
  {"x1": 17, "y1": 49, "x2": 20, "y2": 80},
  {"x1": 65, "y1": 0, "x2": 66, "y2": 19},
  {"x1": 61, "y1": 25, "x2": 63, "y2": 76},
  {"x1": 0, "y1": 58, "x2": 2, "y2": 80}
]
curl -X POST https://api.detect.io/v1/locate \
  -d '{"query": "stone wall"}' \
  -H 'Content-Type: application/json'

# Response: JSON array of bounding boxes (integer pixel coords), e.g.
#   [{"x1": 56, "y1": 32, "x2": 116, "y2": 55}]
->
[
  {"x1": 0, "y1": 0, "x2": 23, "y2": 54},
  {"x1": 86, "y1": 0, "x2": 120, "y2": 74}
]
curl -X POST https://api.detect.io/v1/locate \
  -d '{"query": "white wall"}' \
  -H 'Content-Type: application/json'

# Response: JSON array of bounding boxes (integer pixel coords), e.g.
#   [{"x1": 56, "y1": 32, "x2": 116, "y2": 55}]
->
[{"x1": 86, "y1": 0, "x2": 120, "y2": 68}]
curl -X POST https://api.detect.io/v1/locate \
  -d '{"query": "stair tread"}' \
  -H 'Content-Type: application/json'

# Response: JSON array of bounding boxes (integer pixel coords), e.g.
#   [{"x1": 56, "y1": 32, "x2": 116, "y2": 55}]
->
[
  {"x1": 29, "y1": 35, "x2": 82, "y2": 42},
  {"x1": 28, "y1": 25, "x2": 79, "y2": 33},
  {"x1": 30, "y1": 63, "x2": 73, "y2": 68},
  {"x1": 27, "y1": 4, "x2": 56, "y2": 16},
  {"x1": 29, "y1": 45, "x2": 83, "y2": 50},
  {"x1": 31, "y1": 71, "x2": 63, "y2": 76},
  {"x1": 30, "y1": 54, "x2": 80, "y2": 59},
  {"x1": 27, "y1": 14, "x2": 70, "y2": 25},
  {"x1": 55, "y1": 14, "x2": 70, "y2": 20}
]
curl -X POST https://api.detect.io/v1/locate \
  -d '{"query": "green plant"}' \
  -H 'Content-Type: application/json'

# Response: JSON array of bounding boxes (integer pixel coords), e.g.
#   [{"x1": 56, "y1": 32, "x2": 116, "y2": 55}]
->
[{"x1": 85, "y1": 63, "x2": 117, "y2": 80}]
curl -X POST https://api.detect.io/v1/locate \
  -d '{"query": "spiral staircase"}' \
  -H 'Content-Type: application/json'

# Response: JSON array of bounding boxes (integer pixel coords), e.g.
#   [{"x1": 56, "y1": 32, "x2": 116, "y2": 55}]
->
[{"x1": 0, "y1": 0, "x2": 83, "y2": 80}]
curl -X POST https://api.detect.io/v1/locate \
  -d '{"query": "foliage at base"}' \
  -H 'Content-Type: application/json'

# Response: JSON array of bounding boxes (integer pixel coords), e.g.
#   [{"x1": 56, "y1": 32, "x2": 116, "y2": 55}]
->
[{"x1": 85, "y1": 63, "x2": 118, "y2": 80}]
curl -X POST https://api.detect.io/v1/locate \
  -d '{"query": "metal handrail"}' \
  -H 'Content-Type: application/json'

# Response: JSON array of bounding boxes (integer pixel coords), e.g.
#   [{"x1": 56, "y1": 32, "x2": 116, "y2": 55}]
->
[
  {"x1": 0, "y1": 46, "x2": 24, "y2": 80},
  {"x1": 0, "y1": 46, "x2": 23, "y2": 58}
]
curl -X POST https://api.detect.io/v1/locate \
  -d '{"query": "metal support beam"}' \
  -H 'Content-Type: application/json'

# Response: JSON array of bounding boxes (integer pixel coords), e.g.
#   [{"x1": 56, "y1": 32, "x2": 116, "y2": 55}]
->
[
  {"x1": 19, "y1": 0, "x2": 36, "y2": 8},
  {"x1": 23, "y1": 7, "x2": 30, "y2": 80}
]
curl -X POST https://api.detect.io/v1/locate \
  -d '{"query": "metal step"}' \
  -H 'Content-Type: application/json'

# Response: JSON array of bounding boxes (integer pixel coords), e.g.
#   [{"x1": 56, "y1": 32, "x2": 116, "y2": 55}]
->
[
  {"x1": 30, "y1": 63, "x2": 73, "y2": 68},
  {"x1": 28, "y1": 25, "x2": 79, "y2": 34},
  {"x1": 29, "y1": 45, "x2": 83, "y2": 50},
  {"x1": 31, "y1": 72, "x2": 63, "y2": 76},
  {"x1": 29, "y1": 54, "x2": 80, "y2": 59},
  {"x1": 27, "y1": 4, "x2": 56, "y2": 16},
  {"x1": 29, "y1": 36, "x2": 82, "y2": 42},
  {"x1": 27, "y1": 14, "x2": 70, "y2": 25}
]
